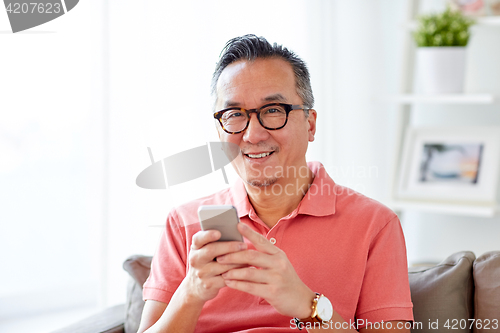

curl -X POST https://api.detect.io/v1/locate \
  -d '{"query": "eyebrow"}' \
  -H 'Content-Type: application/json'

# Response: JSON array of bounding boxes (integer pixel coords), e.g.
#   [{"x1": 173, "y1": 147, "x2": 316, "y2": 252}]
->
[
  {"x1": 223, "y1": 93, "x2": 288, "y2": 109},
  {"x1": 263, "y1": 93, "x2": 287, "y2": 103}
]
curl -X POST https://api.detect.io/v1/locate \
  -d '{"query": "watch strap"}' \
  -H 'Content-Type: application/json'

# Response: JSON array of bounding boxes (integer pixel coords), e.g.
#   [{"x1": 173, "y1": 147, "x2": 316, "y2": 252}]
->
[{"x1": 293, "y1": 293, "x2": 322, "y2": 330}]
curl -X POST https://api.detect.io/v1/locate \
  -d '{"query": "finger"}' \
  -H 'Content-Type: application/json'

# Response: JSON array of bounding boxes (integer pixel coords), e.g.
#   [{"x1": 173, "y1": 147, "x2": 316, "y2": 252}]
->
[
  {"x1": 191, "y1": 230, "x2": 221, "y2": 250},
  {"x1": 200, "y1": 241, "x2": 247, "y2": 262},
  {"x1": 223, "y1": 279, "x2": 268, "y2": 299},
  {"x1": 238, "y1": 223, "x2": 280, "y2": 255},
  {"x1": 221, "y1": 266, "x2": 269, "y2": 284},
  {"x1": 211, "y1": 263, "x2": 249, "y2": 277},
  {"x1": 217, "y1": 248, "x2": 273, "y2": 269},
  {"x1": 198, "y1": 276, "x2": 227, "y2": 293},
  {"x1": 190, "y1": 240, "x2": 248, "y2": 269}
]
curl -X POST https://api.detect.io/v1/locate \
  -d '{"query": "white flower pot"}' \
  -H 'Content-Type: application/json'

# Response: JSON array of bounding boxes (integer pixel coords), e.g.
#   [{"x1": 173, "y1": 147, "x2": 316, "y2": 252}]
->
[{"x1": 416, "y1": 47, "x2": 466, "y2": 94}]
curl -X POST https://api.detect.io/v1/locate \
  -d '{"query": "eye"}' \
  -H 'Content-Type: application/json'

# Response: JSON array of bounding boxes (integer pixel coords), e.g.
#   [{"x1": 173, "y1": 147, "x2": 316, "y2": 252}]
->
[
  {"x1": 263, "y1": 106, "x2": 286, "y2": 115},
  {"x1": 223, "y1": 110, "x2": 244, "y2": 120}
]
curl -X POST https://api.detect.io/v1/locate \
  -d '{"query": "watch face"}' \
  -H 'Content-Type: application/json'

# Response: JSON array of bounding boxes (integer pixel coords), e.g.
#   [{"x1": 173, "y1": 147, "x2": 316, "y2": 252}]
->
[{"x1": 317, "y1": 296, "x2": 333, "y2": 321}]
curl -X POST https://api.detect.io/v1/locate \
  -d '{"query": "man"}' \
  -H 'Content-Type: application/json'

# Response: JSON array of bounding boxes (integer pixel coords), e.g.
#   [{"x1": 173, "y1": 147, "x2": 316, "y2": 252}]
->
[{"x1": 138, "y1": 35, "x2": 413, "y2": 332}]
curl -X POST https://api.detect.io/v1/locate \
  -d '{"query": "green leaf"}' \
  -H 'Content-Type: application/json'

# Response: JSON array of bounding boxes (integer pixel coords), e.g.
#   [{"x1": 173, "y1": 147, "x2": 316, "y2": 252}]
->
[{"x1": 413, "y1": 6, "x2": 475, "y2": 47}]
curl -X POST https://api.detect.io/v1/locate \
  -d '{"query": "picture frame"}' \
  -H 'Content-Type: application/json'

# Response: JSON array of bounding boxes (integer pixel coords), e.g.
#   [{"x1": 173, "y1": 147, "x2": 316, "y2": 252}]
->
[
  {"x1": 448, "y1": 0, "x2": 500, "y2": 17},
  {"x1": 397, "y1": 127, "x2": 500, "y2": 204},
  {"x1": 448, "y1": 0, "x2": 487, "y2": 17}
]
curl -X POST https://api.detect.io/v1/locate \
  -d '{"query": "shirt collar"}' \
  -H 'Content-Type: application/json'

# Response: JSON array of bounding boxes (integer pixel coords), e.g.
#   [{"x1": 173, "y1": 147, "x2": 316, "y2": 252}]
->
[
  {"x1": 229, "y1": 161, "x2": 336, "y2": 218},
  {"x1": 297, "y1": 161, "x2": 336, "y2": 216},
  {"x1": 230, "y1": 178, "x2": 253, "y2": 219}
]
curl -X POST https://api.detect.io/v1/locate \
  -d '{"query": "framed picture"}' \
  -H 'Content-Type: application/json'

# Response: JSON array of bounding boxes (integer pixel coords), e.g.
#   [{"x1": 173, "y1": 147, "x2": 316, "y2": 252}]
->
[
  {"x1": 490, "y1": 0, "x2": 500, "y2": 15},
  {"x1": 448, "y1": 0, "x2": 500, "y2": 16},
  {"x1": 398, "y1": 127, "x2": 500, "y2": 204},
  {"x1": 448, "y1": 0, "x2": 487, "y2": 16}
]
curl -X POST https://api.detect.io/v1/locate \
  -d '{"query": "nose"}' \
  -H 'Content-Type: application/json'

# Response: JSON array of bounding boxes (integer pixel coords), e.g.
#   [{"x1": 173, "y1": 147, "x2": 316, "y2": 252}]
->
[{"x1": 242, "y1": 112, "x2": 269, "y2": 144}]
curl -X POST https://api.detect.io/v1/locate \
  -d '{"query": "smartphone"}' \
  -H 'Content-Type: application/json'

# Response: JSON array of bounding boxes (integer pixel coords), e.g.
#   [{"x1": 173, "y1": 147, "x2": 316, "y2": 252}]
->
[{"x1": 198, "y1": 205, "x2": 243, "y2": 242}]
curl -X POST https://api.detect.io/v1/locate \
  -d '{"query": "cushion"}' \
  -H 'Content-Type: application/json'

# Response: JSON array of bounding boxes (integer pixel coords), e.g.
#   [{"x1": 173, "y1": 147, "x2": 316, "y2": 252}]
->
[
  {"x1": 122, "y1": 255, "x2": 153, "y2": 333},
  {"x1": 473, "y1": 251, "x2": 500, "y2": 333},
  {"x1": 408, "y1": 251, "x2": 475, "y2": 332}
]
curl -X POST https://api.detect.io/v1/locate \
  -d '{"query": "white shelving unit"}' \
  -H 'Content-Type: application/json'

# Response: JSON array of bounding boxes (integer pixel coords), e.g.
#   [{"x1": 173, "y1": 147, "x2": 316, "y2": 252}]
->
[
  {"x1": 383, "y1": 0, "x2": 500, "y2": 217},
  {"x1": 477, "y1": 16, "x2": 500, "y2": 25}
]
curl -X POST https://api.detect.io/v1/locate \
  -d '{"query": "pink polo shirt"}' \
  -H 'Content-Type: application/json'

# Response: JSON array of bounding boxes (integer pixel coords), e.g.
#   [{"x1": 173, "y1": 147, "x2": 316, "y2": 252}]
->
[{"x1": 143, "y1": 161, "x2": 413, "y2": 332}]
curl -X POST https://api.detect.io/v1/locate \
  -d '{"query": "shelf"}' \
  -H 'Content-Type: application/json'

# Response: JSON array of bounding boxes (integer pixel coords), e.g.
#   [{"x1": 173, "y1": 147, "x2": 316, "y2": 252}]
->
[
  {"x1": 385, "y1": 200, "x2": 499, "y2": 217},
  {"x1": 477, "y1": 16, "x2": 500, "y2": 26},
  {"x1": 379, "y1": 93, "x2": 496, "y2": 104}
]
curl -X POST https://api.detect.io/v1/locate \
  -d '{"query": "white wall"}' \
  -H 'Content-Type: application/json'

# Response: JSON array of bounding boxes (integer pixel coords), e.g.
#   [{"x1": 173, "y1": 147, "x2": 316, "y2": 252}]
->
[{"x1": 0, "y1": 0, "x2": 100, "y2": 319}]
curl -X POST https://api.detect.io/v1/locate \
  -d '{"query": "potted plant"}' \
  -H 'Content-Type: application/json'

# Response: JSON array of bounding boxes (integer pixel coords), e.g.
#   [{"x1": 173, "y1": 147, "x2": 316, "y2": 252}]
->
[{"x1": 413, "y1": 7, "x2": 475, "y2": 94}]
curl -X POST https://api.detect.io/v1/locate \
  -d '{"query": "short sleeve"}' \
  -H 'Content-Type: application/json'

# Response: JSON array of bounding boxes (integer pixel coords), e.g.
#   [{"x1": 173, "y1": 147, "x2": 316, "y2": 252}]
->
[
  {"x1": 355, "y1": 215, "x2": 414, "y2": 327},
  {"x1": 143, "y1": 209, "x2": 188, "y2": 303}
]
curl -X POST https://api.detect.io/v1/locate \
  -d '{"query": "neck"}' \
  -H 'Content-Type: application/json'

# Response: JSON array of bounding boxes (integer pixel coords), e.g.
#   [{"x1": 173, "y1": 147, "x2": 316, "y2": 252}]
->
[{"x1": 244, "y1": 165, "x2": 314, "y2": 228}]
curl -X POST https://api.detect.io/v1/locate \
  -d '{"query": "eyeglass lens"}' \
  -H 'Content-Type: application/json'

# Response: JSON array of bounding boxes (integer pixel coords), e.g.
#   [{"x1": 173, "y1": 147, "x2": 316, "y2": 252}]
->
[{"x1": 220, "y1": 104, "x2": 287, "y2": 132}]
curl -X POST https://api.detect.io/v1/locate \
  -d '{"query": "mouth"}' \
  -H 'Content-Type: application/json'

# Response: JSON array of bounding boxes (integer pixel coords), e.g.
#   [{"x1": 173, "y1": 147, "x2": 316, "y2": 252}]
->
[{"x1": 244, "y1": 151, "x2": 275, "y2": 159}]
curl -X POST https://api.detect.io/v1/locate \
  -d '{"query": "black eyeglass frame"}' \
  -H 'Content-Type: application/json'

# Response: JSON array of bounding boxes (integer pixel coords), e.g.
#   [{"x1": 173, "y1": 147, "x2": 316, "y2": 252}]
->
[{"x1": 213, "y1": 103, "x2": 310, "y2": 134}]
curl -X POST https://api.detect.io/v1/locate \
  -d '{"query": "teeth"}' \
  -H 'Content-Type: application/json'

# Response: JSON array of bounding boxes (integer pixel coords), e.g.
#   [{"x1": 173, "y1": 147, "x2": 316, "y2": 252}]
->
[{"x1": 247, "y1": 152, "x2": 272, "y2": 159}]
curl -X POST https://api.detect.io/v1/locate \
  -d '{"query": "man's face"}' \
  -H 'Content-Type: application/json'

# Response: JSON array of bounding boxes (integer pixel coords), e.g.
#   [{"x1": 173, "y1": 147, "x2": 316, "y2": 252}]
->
[{"x1": 215, "y1": 57, "x2": 316, "y2": 187}]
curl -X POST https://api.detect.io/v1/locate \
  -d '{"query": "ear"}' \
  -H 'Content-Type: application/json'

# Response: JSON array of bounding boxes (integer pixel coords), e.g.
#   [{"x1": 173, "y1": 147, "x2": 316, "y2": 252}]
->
[{"x1": 306, "y1": 109, "x2": 317, "y2": 142}]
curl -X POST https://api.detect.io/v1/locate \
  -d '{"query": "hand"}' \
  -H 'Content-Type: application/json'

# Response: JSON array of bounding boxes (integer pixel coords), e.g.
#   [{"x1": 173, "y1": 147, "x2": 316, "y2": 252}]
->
[
  {"x1": 217, "y1": 223, "x2": 316, "y2": 318},
  {"x1": 184, "y1": 230, "x2": 248, "y2": 304}
]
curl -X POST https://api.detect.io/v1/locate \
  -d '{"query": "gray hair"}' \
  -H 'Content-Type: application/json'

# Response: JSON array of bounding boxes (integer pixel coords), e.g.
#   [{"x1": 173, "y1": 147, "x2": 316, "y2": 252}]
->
[{"x1": 211, "y1": 34, "x2": 314, "y2": 113}]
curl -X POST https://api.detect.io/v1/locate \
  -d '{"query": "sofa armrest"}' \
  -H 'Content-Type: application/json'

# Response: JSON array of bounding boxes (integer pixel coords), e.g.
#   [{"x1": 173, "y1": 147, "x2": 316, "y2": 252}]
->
[{"x1": 50, "y1": 304, "x2": 125, "y2": 333}]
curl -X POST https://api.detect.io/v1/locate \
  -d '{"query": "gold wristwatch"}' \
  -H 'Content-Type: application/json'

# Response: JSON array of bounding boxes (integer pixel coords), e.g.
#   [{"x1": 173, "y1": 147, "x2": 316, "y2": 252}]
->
[{"x1": 294, "y1": 293, "x2": 334, "y2": 330}]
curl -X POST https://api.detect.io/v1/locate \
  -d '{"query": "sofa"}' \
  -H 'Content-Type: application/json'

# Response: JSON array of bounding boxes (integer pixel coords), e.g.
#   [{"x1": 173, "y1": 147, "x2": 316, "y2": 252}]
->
[{"x1": 52, "y1": 251, "x2": 500, "y2": 333}]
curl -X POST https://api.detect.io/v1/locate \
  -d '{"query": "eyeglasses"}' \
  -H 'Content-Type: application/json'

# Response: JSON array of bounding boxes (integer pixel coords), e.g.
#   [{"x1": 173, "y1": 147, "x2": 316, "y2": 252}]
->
[{"x1": 213, "y1": 103, "x2": 309, "y2": 134}]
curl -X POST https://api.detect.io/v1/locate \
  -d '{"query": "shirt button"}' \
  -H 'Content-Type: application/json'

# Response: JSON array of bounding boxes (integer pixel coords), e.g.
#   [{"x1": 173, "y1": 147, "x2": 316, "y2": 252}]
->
[{"x1": 269, "y1": 238, "x2": 277, "y2": 245}]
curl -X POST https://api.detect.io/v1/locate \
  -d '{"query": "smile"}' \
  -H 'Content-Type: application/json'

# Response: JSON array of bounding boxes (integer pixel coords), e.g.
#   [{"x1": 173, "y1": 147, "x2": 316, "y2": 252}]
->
[{"x1": 245, "y1": 152, "x2": 274, "y2": 159}]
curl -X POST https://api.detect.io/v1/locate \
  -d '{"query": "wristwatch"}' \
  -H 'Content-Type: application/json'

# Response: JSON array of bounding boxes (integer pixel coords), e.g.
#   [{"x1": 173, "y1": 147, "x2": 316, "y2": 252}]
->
[{"x1": 294, "y1": 293, "x2": 334, "y2": 330}]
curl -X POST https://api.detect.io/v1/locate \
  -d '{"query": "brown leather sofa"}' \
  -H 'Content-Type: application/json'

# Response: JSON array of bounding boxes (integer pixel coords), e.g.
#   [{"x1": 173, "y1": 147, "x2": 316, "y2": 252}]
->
[{"x1": 52, "y1": 251, "x2": 500, "y2": 333}]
